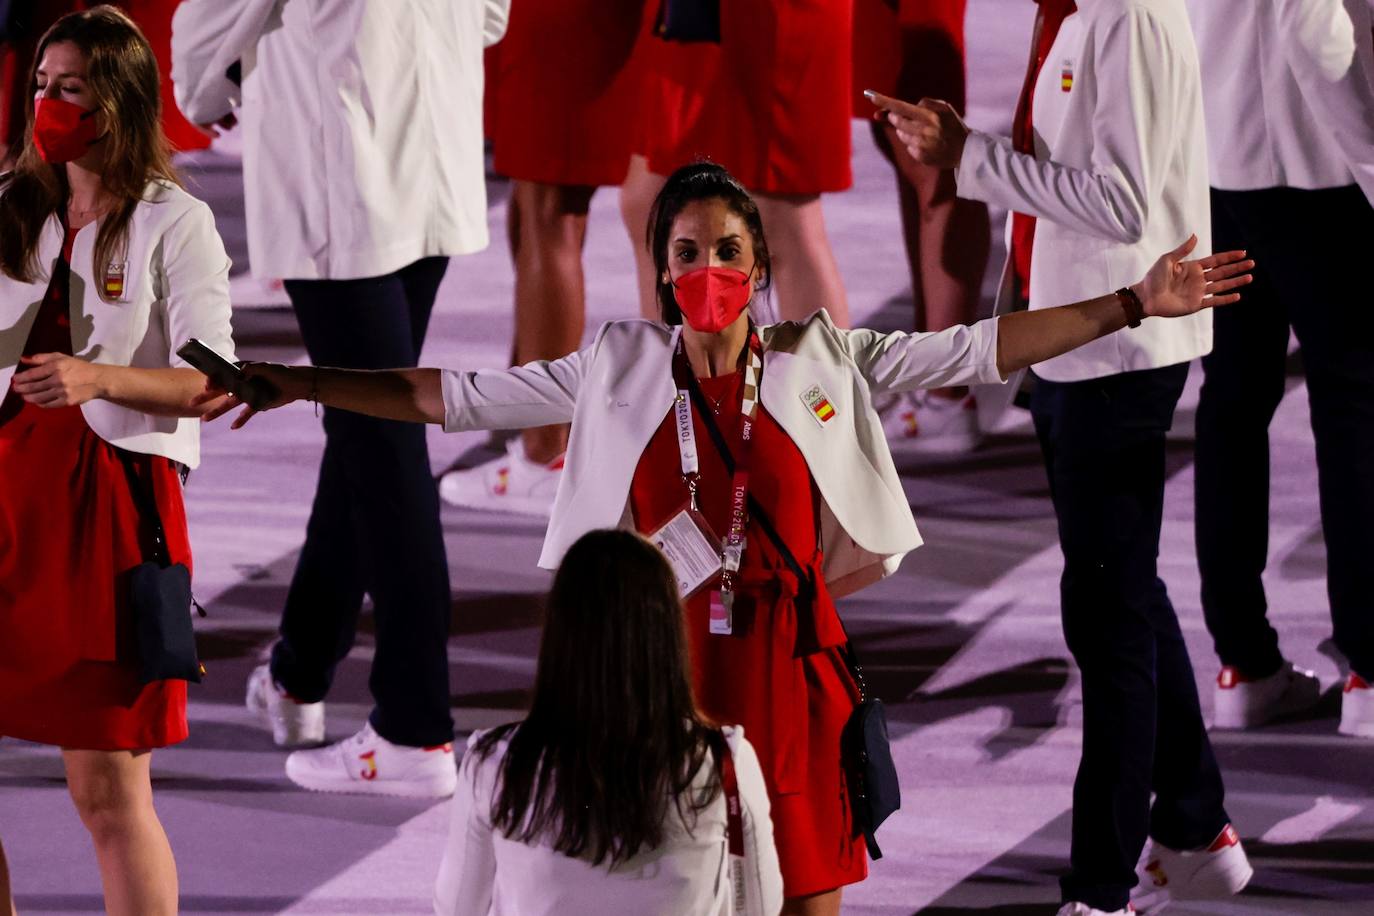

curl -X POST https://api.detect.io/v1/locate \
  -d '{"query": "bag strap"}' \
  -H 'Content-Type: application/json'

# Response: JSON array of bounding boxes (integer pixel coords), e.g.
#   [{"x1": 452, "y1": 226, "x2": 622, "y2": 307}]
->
[
  {"x1": 688, "y1": 387, "x2": 870, "y2": 704},
  {"x1": 115, "y1": 448, "x2": 172, "y2": 568}
]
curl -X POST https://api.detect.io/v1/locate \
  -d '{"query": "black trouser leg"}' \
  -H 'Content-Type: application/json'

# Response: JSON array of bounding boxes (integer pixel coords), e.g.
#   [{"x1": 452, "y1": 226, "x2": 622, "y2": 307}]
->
[
  {"x1": 1262, "y1": 187, "x2": 1374, "y2": 681},
  {"x1": 1033, "y1": 365, "x2": 1229, "y2": 911},
  {"x1": 1194, "y1": 188, "x2": 1289, "y2": 679},
  {"x1": 272, "y1": 257, "x2": 454, "y2": 746},
  {"x1": 1199, "y1": 186, "x2": 1374, "y2": 682}
]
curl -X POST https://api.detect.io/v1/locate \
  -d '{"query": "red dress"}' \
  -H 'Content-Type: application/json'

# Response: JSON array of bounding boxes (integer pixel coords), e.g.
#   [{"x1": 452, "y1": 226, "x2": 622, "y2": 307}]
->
[
  {"x1": 639, "y1": 0, "x2": 855, "y2": 195},
  {"x1": 0, "y1": 227, "x2": 190, "y2": 751},
  {"x1": 852, "y1": 0, "x2": 970, "y2": 116},
  {"x1": 484, "y1": 0, "x2": 655, "y2": 187},
  {"x1": 631, "y1": 369, "x2": 866, "y2": 897}
]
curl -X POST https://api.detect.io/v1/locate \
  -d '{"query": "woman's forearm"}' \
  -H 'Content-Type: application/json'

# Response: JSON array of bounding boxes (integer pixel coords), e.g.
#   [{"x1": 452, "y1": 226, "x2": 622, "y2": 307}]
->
[
  {"x1": 297, "y1": 366, "x2": 446, "y2": 424},
  {"x1": 994, "y1": 292, "x2": 1132, "y2": 377},
  {"x1": 99, "y1": 366, "x2": 217, "y2": 417}
]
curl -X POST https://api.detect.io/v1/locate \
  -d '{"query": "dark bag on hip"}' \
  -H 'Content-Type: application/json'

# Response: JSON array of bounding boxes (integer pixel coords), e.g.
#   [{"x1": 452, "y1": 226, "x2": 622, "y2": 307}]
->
[
  {"x1": 117, "y1": 450, "x2": 203, "y2": 685},
  {"x1": 654, "y1": 0, "x2": 720, "y2": 42},
  {"x1": 687, "y1": 381, "x2": 900, "y2": 858}
]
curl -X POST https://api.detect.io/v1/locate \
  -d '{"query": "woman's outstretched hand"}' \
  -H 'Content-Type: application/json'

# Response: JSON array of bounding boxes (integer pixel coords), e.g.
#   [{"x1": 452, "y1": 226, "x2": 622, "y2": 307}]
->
[
  {"x1": 194, "y1": 362, "x2": 309, "y2": 428},
  {"x1": 1138, "y1": 235, "x2": 1253, "y2": 318}
]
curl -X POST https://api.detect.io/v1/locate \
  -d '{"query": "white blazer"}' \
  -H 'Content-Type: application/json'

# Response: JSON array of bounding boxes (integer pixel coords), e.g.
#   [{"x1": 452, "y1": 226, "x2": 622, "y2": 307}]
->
[
  {"x1": 0, "y1": 180, "x2": 235, "y2": 468},
  {"x1": 170, "y1": 0, "x2": 511, "y2": 281},
  {"x1": 435, "y1": 726, "x2": 782, "y2": 916},
  {"x1": 956, "y1": 0, "x2": 1212, "y2": 383},
  {"x1": 1187, "y1": 0, "x2": 1374, "y2": 205},
  {"x1": 440, "y1": 313, "x2": 1005, "y2": 596}
]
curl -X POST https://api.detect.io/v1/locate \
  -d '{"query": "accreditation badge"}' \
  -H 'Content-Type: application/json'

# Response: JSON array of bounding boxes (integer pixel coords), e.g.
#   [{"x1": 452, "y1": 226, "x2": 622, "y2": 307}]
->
[{"x1": 647, "y1": 504, "x2": 722, "y2": 599}]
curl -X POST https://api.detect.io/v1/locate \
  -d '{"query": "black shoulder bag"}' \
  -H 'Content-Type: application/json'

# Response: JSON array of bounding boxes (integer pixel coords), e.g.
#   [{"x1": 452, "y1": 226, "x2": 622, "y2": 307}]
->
[
  {"x1": 685, "y1": 381, "x2": 900, "y2": 860},
  {"x1": 117, "y1": 450, "x2": 204, "y2": 684},
  {"x1": 654, "y1": 0, "x2": 720, "y2": 42}
]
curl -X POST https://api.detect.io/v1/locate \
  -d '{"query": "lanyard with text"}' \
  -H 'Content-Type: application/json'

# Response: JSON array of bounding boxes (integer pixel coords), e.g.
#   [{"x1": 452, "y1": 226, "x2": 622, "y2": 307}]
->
[{"x1": 670, "y1": 329, "x2": 764, "y2": 636}]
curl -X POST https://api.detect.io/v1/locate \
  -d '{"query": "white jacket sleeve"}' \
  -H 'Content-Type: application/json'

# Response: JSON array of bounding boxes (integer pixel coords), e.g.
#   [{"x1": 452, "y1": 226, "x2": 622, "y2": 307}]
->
[
  {"x1": 158, "y1": 201, "x2": 236, "y2": 367},
  {"x1": 170, "y1": 0, "x2": 280, "y2": 123},
  {"x1": 1276, "y1": 0, "x2": 1374, "y2": 205},
  {"x1": 841, "y1": 319, "x2": 1005, "y2": 394},
  {"x1": 483, "y1": 0, "x2": 513, "y2": 46},
  {"x1": 434, "y1": 734, "x2": 499, "y2": 916},
  {"x1": 726, "y1": 731, "x2": 783, "y2": 916},
  {"x1": 956, "y1": 6, "x2": 1183, "y2": 244},
  {"x1": 439, "y1": 322, "x2": 623, "y2": 431}
]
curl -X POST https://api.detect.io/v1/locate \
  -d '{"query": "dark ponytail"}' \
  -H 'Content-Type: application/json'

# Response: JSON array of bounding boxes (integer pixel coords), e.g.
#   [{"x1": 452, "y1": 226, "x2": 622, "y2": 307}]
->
[{"x1": 646, "y1": 161, "x2": 772, "y2": 325}]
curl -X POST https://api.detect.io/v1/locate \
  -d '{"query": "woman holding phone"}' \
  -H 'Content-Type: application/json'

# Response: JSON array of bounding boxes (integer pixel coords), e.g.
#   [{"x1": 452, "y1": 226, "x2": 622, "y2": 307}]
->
[
  {"x1": 0, "y1": 7, "x2": 235, "y2": 912},
  {"x1": 206, "y1": 163, "x2": 1250, "y2": 915}
]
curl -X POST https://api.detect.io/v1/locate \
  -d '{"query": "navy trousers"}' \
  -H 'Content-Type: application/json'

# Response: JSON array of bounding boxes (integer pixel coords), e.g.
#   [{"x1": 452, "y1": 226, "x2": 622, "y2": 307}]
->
[
  {"x1": 1032, "y1": 364, "x2": 1230, "y2": 911},
  {"x1": 1196, "y1": 185, "x2": 1374, "y2": 683},
  {"x1": 271, "y1": 257, "x2": 455, "y2": 748}
]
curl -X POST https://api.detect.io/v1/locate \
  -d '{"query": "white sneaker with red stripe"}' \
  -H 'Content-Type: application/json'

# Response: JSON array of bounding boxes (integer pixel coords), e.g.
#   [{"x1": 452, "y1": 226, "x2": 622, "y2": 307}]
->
[
  {"x1": 1338, "y1": 672, "x2": 1374, "y2": 737},
  {"x1": 283, "y1": 722, "x2": 457, "y2": 798},
  {"x1": 1213, "y1": 661, "x2": 1321, "y2": 729},
  {"x1": 246, "y1": 663, "x2": 326, "y2": 748},
  {"x1": 1056, "y1": 903, "x2": 1134, "y2": 915},
  {"x1": 438, "y1": 436, "x2": 562, "y2": 518},
  {"x1": 1139, "y1": 824, "x2": 1253, "y2": 901},
  {"x1": 877, "y1": 390, "x2": 982, "y2": 453}
]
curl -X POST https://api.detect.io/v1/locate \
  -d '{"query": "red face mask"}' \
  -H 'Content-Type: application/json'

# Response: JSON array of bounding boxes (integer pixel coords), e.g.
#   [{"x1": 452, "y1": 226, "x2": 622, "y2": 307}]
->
[
  {"x1": 33, "y1": 97, "x2": 102, "y2": 164},
  {"x1": 672, "y1": 265, "x2": 754, "y2": 333}
]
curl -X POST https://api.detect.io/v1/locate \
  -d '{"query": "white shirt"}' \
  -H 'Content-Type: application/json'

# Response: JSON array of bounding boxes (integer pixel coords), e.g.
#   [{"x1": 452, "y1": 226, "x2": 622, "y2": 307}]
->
[
  {"x1": 957, "y1": 0, "x2": 1212, "y2": 382},
  {"x1": 170, "y1": 0, "x2": 511, "y2": 281},
  {"x1": 1187, "y1": 0, "x2": 1374, "y2": 204},
  {"x1": 0, "y1": 181, "x2": 235, "y2": 468},
  {"x1": 440, "y1": 313, "x2": 1006, "y2": 596},
  {"x1": 435, "y1": 726, "x2": 783, "y2": 916}
]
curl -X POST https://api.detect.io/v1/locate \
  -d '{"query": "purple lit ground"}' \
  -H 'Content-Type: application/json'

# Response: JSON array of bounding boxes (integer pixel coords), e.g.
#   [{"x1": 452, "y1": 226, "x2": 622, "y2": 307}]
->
[{"x1": 3, "y1": 2, "x2": 1370, "y2": 912}]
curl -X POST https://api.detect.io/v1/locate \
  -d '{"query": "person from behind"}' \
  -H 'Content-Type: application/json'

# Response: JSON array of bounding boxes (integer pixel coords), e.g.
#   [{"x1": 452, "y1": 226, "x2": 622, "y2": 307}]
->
[
  {"x1": 434, "y1": 529, "x2": 783, "y2": 916},
  {"x1": 1186, "y1": 0, "x2": 1374, "y2": 739}
]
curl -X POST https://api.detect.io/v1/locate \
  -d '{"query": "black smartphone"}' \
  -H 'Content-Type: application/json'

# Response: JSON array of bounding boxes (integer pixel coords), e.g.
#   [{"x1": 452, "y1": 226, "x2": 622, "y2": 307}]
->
[{"x1": 176, "y1": 338, "x2": 279, "y2": 410}]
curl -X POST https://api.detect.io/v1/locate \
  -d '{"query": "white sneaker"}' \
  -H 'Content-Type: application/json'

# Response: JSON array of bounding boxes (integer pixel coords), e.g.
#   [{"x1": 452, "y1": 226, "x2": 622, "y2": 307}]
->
[
  {"x1": 1057, "y1": 903, "x2": 1134, "y2": 915},
  {"x1": 438, "y1": 436, "x2": 561, "y2": 518},
  {"x1": 1139, "y1": 824, "x2": 1253, "y2": 901},
  {"x1": 1213, "y1": 662, "x2": 1321, "y2": 729},
  {"x1": 1338, "y1": 673, "x2": 1374, "y2": 737},
  {"x1": 284, "y1": 721, "x2": 457, "y2": 798},
  {"x1": 875, "y1": 390, "x2": 921, "y2": 440},
  {"x1": 880, "y1": 391, "x2": 981, "y2": 452},
  {"x1": 246, "y1": 663, "x2": 325, "y2": 748}
]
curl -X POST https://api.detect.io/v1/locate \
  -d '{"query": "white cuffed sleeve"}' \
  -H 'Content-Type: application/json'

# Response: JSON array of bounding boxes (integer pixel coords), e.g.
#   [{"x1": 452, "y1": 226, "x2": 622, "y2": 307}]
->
[{"x1": 170, "y1": 0, "x2": 278, "y2": 123}]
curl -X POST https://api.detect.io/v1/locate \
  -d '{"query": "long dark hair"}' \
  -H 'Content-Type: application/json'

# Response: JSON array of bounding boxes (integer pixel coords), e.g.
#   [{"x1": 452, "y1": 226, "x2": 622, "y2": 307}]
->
[
  {"x1": 647, "y1": 161, "x2": 772, "y2": 325},
  {"x1": 0, "y1": 6, "x2": 179, "y2": 290},
  {"x1": 472, "y1": 529, "x2": 720, "y2": 866}
]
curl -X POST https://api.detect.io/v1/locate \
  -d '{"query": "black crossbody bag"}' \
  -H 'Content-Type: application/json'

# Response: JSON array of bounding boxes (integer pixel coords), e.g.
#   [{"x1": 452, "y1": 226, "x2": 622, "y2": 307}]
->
[
  {"x1": 685, "y1": 382, "x2": 900, "y2": 860},
  {"x1": 116, "y1": 451, "x2": 204, "y2": 685},
  {"x1": 654, "y1": 0, "x2": 720, "y2": 42}
]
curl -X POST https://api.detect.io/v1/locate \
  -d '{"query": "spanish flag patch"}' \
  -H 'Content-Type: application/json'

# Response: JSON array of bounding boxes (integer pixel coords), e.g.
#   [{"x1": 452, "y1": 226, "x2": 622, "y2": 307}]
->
[
  {"x1": 1061, "y1": 62, "x2": 1074, "y2": 92},
  {"x1": 801, "y1": 384, "x2": 837, "y2": 426},
  {"x1": 104, "y1": 262, "x2": 126, "y2": 300}
]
